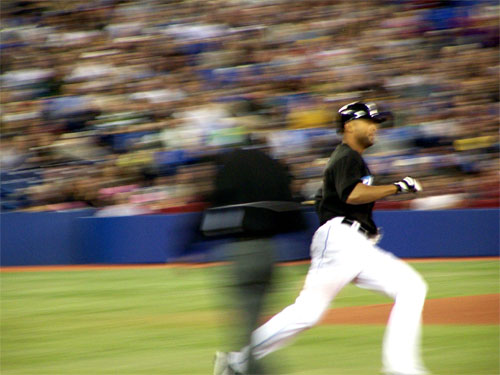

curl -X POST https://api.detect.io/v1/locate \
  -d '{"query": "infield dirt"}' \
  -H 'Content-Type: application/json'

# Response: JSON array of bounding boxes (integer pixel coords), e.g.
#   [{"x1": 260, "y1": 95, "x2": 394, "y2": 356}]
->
[{"x1": 320, "y1": 294, "x2": 499, "y2": 325}]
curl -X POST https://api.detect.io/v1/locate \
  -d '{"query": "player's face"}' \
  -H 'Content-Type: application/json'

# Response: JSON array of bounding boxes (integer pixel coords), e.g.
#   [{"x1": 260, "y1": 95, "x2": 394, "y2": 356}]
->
[{"x1": 353, "y1": 118, "x2": 378, "y2": 148}]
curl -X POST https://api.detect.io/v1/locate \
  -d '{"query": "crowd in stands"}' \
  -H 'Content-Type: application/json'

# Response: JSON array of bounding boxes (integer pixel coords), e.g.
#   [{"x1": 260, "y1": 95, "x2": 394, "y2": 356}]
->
[{"x1": 1, "y1": 0, "x2": 498, "y2": 214}]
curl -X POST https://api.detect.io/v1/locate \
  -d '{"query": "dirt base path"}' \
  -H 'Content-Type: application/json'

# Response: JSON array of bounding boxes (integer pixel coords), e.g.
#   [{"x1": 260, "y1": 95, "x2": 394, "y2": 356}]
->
[
  {"x1": 321, "y1": 294, "x2": 499, "y2": 325},
  {"x1": 1, "y1": 257, "x2": 498, "y2": 273}
]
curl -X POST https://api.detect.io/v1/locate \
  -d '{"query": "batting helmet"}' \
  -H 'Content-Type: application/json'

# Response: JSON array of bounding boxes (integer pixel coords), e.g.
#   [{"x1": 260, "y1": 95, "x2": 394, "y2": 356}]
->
[{"x1": 337, "y1": 102, "x2": 391, "y2": 132}]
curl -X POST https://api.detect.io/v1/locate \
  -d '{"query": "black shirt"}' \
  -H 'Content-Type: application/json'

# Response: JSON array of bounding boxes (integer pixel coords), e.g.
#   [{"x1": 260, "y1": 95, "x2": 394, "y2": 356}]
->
[
  {"x1": 317, "y1": 143, "x2": 377, "y2": 234},
  {"x1": 212, "y1": 148, "x2": 293, "y2": 206},
  {"x1": 204, "y1": 148, "x2": 302, "y2": 237}
]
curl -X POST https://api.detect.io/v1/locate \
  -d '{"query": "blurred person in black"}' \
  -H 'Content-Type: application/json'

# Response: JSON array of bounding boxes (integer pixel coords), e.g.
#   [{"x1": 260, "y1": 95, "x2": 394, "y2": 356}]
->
[{"x1": 202, "y1": 136, "x2": 303, "y2": 375}]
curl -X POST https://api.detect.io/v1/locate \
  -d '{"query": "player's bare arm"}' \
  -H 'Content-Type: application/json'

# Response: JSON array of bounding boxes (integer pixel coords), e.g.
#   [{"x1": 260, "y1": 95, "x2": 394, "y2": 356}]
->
[
  {"x1": 347, "y1": 176, "x2": 423, "y2": 205},
  {"x1": 346, "y1": 183, "x2": 398, "y2": 205}
]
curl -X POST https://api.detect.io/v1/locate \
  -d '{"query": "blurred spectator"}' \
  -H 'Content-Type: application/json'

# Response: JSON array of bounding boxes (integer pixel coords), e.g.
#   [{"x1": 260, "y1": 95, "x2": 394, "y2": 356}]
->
[
  {"x1": 94, "y1": 191, "x2": 153, "y2": 217},
  {"x1": 1, "y1": 135, "x2": 32, "y2": 170}
]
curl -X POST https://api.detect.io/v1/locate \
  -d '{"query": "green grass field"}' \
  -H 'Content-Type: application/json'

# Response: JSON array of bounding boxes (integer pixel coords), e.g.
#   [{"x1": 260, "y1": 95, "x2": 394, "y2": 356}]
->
[{"x1": 1, "y1": 260, "x2": 499, "y2": 375}]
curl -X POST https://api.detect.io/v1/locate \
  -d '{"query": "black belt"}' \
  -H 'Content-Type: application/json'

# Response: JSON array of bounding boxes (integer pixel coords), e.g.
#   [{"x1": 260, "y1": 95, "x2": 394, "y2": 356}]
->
[{"x1": 341, "y1": 218, "x2": 373, "y2": 237}]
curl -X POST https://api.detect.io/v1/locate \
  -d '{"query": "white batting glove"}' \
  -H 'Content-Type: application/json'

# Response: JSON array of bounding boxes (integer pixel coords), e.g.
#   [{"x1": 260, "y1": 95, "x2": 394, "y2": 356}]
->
[{"x1": 394, "y1": 176, "x2": 422, "y2": 193}]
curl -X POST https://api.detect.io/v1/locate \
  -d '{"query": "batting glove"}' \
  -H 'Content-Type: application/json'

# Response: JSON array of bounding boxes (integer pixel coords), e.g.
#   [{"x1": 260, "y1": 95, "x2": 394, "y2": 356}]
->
[{"x1": 394, "y1": 176, "x2": 422, "y2": 193}]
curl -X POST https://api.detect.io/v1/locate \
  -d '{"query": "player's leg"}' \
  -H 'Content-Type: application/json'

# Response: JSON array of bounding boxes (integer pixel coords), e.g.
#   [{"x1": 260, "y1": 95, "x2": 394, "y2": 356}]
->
[
  {"x1": 251, "y1": 261, "x2": 358, "y2": 358},
  {"x1": 228, "y1": 219, "x2": 362, "y2": 373},
  {"x1": 353, "y1": 243, "x2": 428, "y2": 375}
]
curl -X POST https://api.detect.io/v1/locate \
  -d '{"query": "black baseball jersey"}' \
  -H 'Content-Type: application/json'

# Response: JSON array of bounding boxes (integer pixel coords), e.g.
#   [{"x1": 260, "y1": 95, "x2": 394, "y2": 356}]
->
[{"x1": 317, "y1": 143, "x2": 377, "y2": 234}]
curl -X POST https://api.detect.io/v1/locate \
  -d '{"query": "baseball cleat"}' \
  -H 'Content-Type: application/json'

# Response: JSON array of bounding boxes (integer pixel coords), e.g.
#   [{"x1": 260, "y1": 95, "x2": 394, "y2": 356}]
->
[{"x1": 213, "y1": 351, "x2": 235, "y2": 375}]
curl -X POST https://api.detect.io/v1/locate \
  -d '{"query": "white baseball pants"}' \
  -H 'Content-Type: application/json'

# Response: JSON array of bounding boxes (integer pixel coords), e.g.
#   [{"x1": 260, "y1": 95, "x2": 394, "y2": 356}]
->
[{"x1": 229, "y1": 217, "x2": 428, "y2": 375}]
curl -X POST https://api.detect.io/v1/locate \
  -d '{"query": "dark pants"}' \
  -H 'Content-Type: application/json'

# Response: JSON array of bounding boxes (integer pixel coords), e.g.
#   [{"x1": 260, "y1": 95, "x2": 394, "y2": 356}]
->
[{"x1": 226, "y1": 237, "x2": 275, "y2": 375}]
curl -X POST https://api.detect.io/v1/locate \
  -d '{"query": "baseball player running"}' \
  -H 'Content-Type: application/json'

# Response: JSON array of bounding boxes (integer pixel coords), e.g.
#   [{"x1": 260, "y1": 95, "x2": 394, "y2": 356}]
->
[{"x1": 214, "y1": 101, "x2": 429, "y2": 375}]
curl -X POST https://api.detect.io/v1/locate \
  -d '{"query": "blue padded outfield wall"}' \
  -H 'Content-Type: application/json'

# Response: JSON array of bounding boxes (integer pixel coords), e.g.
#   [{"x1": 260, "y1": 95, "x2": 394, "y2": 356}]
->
[
  {"x1": 1, "y1": 209, "x2": 96, "y2": 266},
  {"x1": 1, "y1": 209, "x2": 498, "y2": 266},
  {"x1": 74, "y1": 214, "x2": 202, "y2": 264}
]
